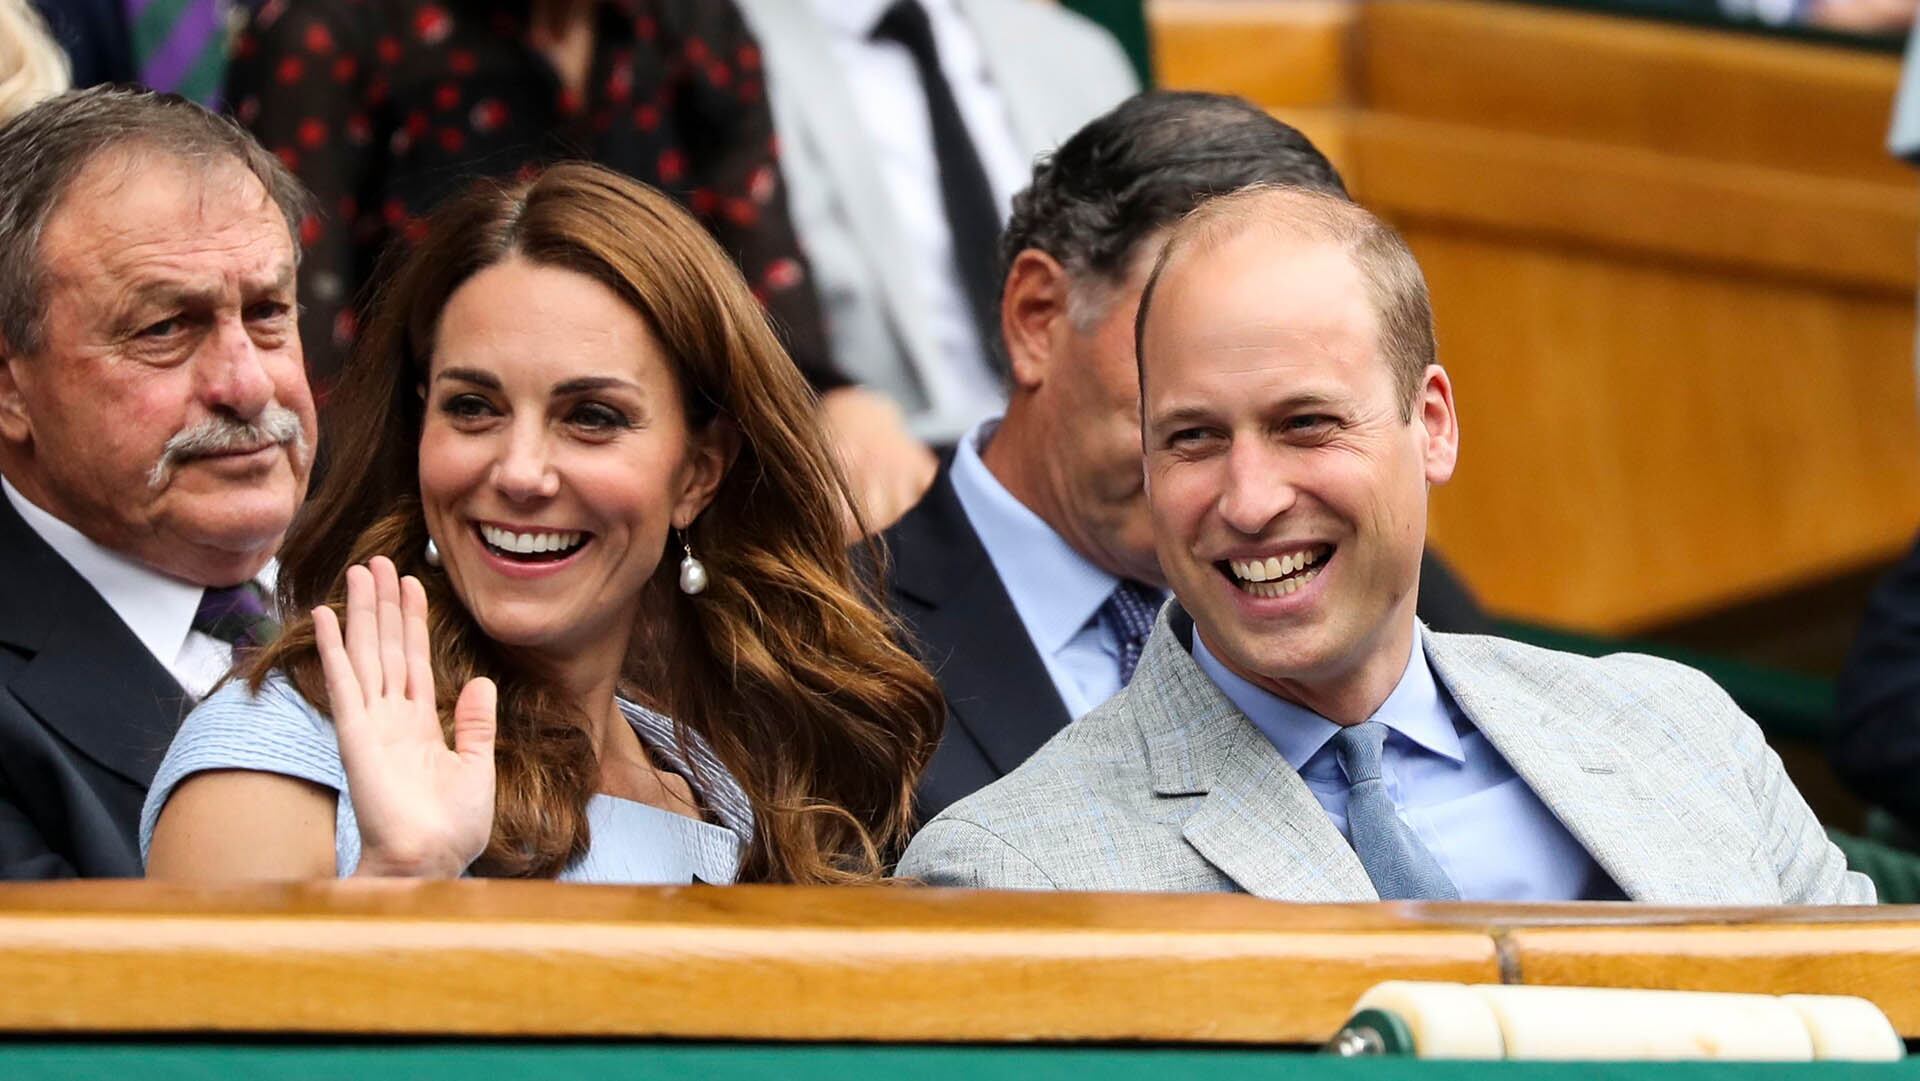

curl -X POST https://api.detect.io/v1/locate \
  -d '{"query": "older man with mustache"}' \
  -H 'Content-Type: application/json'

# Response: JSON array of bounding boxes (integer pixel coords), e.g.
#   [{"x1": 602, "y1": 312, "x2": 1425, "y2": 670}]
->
[{"x1": 0, "y1": 86, "x2": 317, "y2": 878}]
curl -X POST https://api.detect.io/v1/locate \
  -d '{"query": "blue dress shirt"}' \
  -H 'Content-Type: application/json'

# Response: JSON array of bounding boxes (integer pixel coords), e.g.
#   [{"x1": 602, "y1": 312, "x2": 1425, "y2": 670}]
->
[
  {"x1": 1193, "y1": 629, "x2": 1618, "y2": 901},
  {"x1": 949, "y1": 418, "x2": 1159, "y2": 718}
]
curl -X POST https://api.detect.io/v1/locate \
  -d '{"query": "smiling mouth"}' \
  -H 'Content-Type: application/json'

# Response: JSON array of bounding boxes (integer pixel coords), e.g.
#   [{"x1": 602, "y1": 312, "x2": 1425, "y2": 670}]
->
[
  {"x1": 476, "y1": 523, "x2": 592, "y2": 563},
  {"x1": 1217, "y1": 544, "x2": 1334, "y2": 599}
]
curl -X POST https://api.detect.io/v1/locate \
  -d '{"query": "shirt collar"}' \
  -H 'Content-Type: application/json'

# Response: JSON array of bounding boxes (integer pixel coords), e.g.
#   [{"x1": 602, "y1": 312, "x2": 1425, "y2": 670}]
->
[
  {"x1": 948, "y1": 418, "x2": 1119, "y2": 656},
  {"x1": 815, "y1": 0, "x2": 958, "y2": 38},
  {"x1": 3, "y1": 476, "x2": 205, "y2": 669},
  {"x1": 2, "y1": 477, "x2": 278, "y2": 669},
  {"x1": 1192, "y1": 623, "x2": 1465, "y2": 770}
]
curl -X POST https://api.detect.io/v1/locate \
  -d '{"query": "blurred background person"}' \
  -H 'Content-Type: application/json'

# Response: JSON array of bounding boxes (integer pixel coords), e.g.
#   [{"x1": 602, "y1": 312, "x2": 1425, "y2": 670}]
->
[
  {"x1": 0, "y1": 0, "x2": 69, "y2": 121},
  {"x1": 143, "y1": 164, "x2": 943, "y2": 883},
  {"x1": 227, "y1": 0, "x2": 932, "y2": 532},
  {"x1": 0, "y1": 87, "x2": 315, "y2": 878},
  {"x1": 889, "y1": 91, "x2": 1491, "y2": 819},
  {"x1": 734, "y1": 0, "x2": 1138, "y2": 446},
  {"x1": 30, "y1": 0, "x2": 237, "y2": 104}
]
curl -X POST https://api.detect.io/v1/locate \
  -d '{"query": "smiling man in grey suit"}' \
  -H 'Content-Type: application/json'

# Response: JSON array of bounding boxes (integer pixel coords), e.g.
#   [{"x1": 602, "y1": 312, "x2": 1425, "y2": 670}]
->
[{"x1": 899, "y1": 186, "x2": 1873, "y2": 905}]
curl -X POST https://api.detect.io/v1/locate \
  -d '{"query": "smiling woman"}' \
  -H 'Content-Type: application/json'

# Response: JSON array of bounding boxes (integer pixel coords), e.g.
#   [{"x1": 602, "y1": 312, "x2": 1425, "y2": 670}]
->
[{"x1": 140, "y1": 163, "x2": 944, "y2": 884}]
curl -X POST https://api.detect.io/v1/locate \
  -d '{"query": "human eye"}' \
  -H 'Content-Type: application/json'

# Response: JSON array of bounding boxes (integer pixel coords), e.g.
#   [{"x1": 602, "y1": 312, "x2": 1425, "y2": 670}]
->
[
  {"x1": 1163, "y1": 426, "x2": 1223, "y2": 454},
  {"x1": 1281, "y1": 414, "x2": 1338, "y2": 439},
  {"x1": 566, "y1": 401, "x2": 635, "y2": 436},
  {"x1": 438, "y1": 392, "x2": 500, "y2": 425},
  {"x1": 136, "y1": 314, "x2": 186, "y2": 339},
  {"x1": 244, "y1": 300, "x2": 294, "y2": 324}
]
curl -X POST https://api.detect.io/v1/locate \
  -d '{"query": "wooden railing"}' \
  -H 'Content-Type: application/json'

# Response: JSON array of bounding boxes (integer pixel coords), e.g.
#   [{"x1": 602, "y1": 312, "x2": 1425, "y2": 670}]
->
[
  {"x1": 1, "y1": 882, "x2": 1916, "y2": 1043},
  {"x1": 1150, "y1": 0, "x2": 1920, "y2": 635}
]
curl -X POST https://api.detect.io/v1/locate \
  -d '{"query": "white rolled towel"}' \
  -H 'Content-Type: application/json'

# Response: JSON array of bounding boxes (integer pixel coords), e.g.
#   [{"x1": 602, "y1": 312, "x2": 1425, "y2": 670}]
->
[{"x1": 1342, "y1": 982, "x2": 1903, "y2": 1062}]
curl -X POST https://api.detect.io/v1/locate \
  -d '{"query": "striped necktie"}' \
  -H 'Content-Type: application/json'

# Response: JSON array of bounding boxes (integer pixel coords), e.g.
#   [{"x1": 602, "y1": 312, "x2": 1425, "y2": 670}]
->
[
  {"x1": 192, "y1": 581, "x2": 278, "y2": 654},
  {"x1": 128, "y1": 0, "x2": 231, "y2": 106}
]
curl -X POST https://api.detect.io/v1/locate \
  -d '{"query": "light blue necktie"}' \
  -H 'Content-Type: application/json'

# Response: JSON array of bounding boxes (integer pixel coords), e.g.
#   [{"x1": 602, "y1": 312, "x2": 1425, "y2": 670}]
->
[{"x1": 1331, "y1": 722, "x2": 1461, "y2": 901}]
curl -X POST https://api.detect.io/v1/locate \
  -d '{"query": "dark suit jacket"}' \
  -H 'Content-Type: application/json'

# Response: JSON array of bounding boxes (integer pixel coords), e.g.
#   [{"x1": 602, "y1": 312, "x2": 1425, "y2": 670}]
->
[
  {"x1": 1833, "y1": 528, "x2": 1920, "y2": 834},
  {"x1": 31, "y1": 0, "x2": 135, "y2": 90},
  {"x1": 0, "y1": 491, "x2": 193, "y2": 878},
  {"x1": 883, "y1": 461, "x2": 1493, "y2": 820}
]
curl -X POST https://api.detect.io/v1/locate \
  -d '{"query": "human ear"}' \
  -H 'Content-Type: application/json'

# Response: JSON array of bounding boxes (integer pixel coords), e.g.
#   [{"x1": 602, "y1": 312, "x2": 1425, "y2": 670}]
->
[
  {"x1": 1417, "y1": 364, "x2": 1459, "y2": 486},
  {"x1": 1001, "y1": 248, "x2": 1073, "y2": 393},
  {"x1": 672, "y1": 416, "x2": 741, "y2": 529},
  {"x1": 0, "y1": 348, "x2": 34, "y2": 446}
]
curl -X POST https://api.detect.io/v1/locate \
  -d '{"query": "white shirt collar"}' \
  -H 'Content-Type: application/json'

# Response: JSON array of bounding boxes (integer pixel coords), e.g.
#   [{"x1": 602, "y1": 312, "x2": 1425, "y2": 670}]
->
[
  {"x1": 948, "y1": 418, "x2": 1118, "y2": 655},
  {"x1": 813, "y1": 0, "x2": 960, "y2": 39},
  {"x1": 3, "y1": 476, "x2": 206, "y2": 672},
  {"x1": 1, "y1": 476, "x2": 277, "y2": 675}
]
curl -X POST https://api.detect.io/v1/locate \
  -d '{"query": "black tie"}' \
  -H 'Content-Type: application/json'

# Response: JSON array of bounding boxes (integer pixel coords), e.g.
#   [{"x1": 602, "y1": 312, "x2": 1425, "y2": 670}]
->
[{"x1": 870, "y1": 0, "x2": 1007, "y2": 375}]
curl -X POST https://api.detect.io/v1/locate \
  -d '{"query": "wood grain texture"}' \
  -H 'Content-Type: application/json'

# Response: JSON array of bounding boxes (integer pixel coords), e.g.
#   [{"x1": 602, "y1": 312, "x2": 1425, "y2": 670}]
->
[
  {"x1": 1507, "y1": 921, "x2": 1920, "y2": 1034},
  {"x1": 1147, "y1": 0, "x2": 1357, "y2": 108},
  {"x1": 0, "y1": 883, "x2": 1497, "y2": 1041},
  {"x1": 1151, "y1": 0, "x2": 1920, "y2": 631}
]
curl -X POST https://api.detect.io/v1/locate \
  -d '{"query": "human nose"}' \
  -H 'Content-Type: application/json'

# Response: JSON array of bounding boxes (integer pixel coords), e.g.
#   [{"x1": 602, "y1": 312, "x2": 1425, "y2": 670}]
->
[
  {"x1": 490, "y1": 418, "x2": 560, "y2": 502},
  {"x1": 195, "y1": 320, "x2": 275, "y2": 420},
  {"x1": 1215, "y1": 440, "x2": 1296, "y2": 536}
]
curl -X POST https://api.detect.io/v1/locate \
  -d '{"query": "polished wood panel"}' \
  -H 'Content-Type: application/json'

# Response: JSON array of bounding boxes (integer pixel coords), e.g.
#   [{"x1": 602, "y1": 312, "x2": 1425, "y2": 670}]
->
[
  {"x1": 1147, "y1": 0, "x2": 1356, "y2": 111},
  {"x1": 5, "y1": 885, "x2": 1920, "y2": 1041},
  {"x1": 0, "y1": 883, "x2": 1497, "y2": 1041},
  {"x1": 1507, "y1": 920, "x2": 1920, "y2": 1034},
  {"x1": 1151, "y1": 0, "x2": 1920, "y2": 631}
]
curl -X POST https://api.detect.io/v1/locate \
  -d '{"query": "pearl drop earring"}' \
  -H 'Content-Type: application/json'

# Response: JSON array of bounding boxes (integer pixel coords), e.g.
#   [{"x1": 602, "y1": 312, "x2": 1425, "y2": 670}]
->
[
  {"x1": 678, "y1": 533, "x2": 708, "y2": 595},
  {"x1": 424, "y1": 537, "x2": 442, "y2": 567}
]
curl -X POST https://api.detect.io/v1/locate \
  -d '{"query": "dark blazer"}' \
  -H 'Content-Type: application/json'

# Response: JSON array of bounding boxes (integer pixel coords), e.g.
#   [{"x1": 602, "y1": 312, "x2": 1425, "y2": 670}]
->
[
  {"x1": 1833, "y1": 528, "x2": 1920, "y2": 834},
  {"x1": 31, "y1": 0, "x2": 136, "y2": 90},
  {"x1": 883, "y1": 460, "x2": 1494, "y2": 820},
  {"x1": 0, "y1": 491, "x2": 193, "y2": 878}
]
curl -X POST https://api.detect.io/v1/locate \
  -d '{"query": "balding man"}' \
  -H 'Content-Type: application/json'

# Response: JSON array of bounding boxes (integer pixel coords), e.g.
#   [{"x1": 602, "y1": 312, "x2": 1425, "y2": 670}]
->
[
  {"x1": 0, "y1": 88, "x2": 317, "y2": 878},
  {"x1": 899, "y1": 186, "x2": 1871, "y2": 905}
]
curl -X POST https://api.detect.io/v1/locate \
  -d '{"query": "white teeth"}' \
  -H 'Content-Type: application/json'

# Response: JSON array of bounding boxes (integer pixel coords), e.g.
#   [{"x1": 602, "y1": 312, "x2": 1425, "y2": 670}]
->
[
  {"x1": 1265, "y1": 555, "x2": 1285, "y2": 579},
  {"x1": 1237, "y1": 564, "x2": 1322, "y2": 598},
  {"x1": 479, "y1": 525, "x2": 584, "y2": 555}
]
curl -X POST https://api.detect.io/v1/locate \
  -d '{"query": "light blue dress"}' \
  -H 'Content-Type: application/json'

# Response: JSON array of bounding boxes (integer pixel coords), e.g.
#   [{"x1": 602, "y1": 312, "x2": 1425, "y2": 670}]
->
[{"x1": 139, "y1": 675, "x2": 751, "y2": 883}]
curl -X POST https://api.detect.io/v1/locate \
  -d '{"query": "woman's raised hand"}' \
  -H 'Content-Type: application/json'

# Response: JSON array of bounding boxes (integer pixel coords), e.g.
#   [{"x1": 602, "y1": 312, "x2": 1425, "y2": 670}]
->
[{"x1": 313, "y1": 556, "x2": 497, "y2": 877}]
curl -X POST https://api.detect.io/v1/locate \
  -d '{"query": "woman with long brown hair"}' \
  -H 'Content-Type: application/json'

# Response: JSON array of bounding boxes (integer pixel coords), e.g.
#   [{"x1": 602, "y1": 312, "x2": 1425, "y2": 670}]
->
[{"x1": 142, "y1": 162, "x2": 942, "y2": 883}]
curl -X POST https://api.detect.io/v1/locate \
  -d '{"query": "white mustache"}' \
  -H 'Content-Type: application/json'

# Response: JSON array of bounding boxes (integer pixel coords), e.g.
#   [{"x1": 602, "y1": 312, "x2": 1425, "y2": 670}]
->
[{"x1": 147, "y1": 404, "x2": 308, "y2": 490}]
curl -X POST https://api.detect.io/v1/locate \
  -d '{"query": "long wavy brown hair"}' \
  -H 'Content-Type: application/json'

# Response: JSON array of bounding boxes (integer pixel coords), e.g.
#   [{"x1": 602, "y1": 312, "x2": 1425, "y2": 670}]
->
[{"x1": 248, "y1": 162, "x2": 943, "y2": 882}]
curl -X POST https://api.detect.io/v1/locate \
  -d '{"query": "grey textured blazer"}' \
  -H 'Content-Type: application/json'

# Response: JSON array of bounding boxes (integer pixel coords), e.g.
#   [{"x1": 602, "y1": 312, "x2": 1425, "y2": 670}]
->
[
  {"x1": 732, "y1": 0, "x2": 1138, "y2": 437},
  {"x1": 899, "y1": 604, "x2": 1875, "y2": 905}
]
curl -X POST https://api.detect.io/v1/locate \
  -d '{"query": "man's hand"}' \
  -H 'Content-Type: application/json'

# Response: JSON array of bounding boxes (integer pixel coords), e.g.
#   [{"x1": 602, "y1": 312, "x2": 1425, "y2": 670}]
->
[
  {"x1": 1808, "y1": 0, "x2": 1919, "y2": 31},
  {"x1": 818, "y1": 386, "x2": 937, "y2": 538}
]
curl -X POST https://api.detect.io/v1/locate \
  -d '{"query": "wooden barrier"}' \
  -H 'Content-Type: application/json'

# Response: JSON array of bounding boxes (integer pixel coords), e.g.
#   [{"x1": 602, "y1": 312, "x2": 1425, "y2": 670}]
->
[
  {"x1": 1, "y1": 882, "x2": 1917, "y2": 1044},
  {"x1": 1149, "y1": 0, "x2": 1920, "y2": 634}
]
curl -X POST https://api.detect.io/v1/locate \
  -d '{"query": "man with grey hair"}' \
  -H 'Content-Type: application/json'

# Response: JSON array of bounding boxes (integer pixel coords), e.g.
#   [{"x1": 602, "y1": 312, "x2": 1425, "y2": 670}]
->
[
  {"x1": 0, "y1": 86, "x2": 317, "y2": 878},
  {"x1": 900, "y1": 185, "x2": 1871, "y2": 905},
  {"x1": 885, "y1": 91, "x2": 1488, "y2": 819}
]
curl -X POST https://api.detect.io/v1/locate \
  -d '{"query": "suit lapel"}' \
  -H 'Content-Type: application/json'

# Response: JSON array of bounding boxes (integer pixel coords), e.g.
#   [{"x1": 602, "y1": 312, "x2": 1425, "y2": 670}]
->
[
  {"x1": 886, "y1": 466, "x2": 1072, "y2": 776},
  {"x1": 1426, "y1": 632, "x2": 1752, "y2": 904},
  {"x1": 1132, "y1": 607, "x2": 1374, "y2": 901},
  {"x1": 736, "y1": 0, "x2": 941, "y2": 400},
  {"x1": 0, "y1": 493, "x2": 189, "y2": 789},
  {"x1": 958, "y1": 0, "x2": 1054, "y2": 157}
]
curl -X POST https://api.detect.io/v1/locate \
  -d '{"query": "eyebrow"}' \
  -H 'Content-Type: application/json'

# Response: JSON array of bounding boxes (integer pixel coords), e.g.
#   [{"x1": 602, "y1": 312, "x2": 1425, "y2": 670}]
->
[
  {"x1": 1150, "y1": 391, "x2": 1346, "y2": 429},
  {"x1": 119, "y1": 263, "x2": 298, "y2": 313},
  {"x1": 433, "y1": 369, "x2": 645, "y2": 398}
]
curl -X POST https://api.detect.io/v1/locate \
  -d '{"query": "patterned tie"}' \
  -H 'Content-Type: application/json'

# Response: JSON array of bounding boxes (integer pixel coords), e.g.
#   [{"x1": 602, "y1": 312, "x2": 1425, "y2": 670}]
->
[
  {"x1": 128, "y1": 0, "x2": 231, "y2": 106},
  {"x1": 1331, "y1": 722, "x2": 1461, "y2": 901},
  {"x1": 1100, "y1": 580, "x2": 1162, "y2": 686},
  {"x1": 192, "y1": 581, "x2": 278, "y2": 653}
]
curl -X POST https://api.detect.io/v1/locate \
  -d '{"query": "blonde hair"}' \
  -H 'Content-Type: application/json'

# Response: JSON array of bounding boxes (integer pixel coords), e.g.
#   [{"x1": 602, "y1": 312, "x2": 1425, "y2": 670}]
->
[{"x1": 0, "y1": 0, "x2": 69, "y2": 123}]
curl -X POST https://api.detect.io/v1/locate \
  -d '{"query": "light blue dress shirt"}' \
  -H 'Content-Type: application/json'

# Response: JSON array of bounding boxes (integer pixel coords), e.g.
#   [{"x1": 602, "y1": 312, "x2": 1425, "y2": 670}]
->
[
  {"x1": 1193, "y1": 629, "x2": 1618, "y2": 901},
  {"x1": 949, "y1": 418, "x2": 1157, "y2": 719}
]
